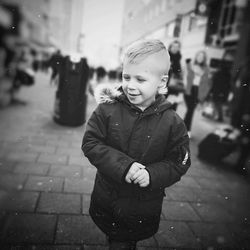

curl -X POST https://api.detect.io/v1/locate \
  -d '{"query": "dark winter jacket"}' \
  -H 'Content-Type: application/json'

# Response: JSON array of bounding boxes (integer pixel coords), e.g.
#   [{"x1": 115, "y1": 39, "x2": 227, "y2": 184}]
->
[
  {"x1": 211, "y1": 65, "x2": 231, "y2": 103},
  {"x1": 82, "y1": 84, "x2": 191, "y2": 241}
]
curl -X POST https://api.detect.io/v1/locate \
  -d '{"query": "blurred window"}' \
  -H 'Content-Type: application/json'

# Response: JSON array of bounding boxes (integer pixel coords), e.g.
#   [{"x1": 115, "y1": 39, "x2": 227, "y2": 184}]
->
[
  {"x1": 161, "y1": 0, "x2": 166, "y2": 12},
  {"x1": 173, "y1": 15, "x2": 182, "y2": 37},
  {"x1": 188, "y1": 12, "x2": 207, "y2": 31},
  {"x1": 167, "y1": 22, "x2": 175, "y2": 37},
  {"x1": 218, "y1": 0, "x2": 238, "y2": 39}
]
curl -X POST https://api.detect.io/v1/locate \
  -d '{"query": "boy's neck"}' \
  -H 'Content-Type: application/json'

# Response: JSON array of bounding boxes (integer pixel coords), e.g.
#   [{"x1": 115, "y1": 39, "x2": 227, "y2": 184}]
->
[
  {"x1": 136, "y1": 105, "x2": 147, "y2": 111},
  {"x1": 135, "y1": 97, "x2": 156, "y2": 111}
]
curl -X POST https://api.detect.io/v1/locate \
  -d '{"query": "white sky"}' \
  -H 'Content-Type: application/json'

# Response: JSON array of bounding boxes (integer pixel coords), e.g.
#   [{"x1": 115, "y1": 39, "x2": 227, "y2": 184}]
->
[{"x1": 82, "y1": 0, "x2": 125, "y2": 69}]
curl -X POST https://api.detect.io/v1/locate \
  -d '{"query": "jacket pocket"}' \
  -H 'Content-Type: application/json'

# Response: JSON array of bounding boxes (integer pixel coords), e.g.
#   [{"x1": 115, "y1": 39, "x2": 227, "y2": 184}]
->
[
  {"x1": 91, "y1": 174, "x2": 118, "y2": 209},
  {"x1": 107, "y1": 123, "x2": 121, "y2": 143},
  {"x1": 139, "y1": 188, "x2": 165, "y2": 201}
]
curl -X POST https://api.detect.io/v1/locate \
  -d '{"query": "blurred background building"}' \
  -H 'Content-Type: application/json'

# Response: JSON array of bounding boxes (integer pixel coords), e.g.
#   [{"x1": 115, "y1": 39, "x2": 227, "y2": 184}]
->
[
  {"x1": 0, "y1": 0, "x2": 249, "y2": 98},
  {"x1": 121, "y1": 0, "x2": 248, "y2": 70},
  {"x1": 0, "y1": 0, "x2": 85, "y2": 55},
  {"x1": 0, "y1": 0, "x2": 248, "y2": 68}
]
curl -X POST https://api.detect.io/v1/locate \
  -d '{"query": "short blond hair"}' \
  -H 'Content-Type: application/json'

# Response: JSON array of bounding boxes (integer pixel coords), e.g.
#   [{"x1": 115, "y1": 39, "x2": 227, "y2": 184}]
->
[
  {"x1": 124, "y1": 39, "x2": 168, "y2": 64},
  {"x1": 123, "y1": 39, "x2": 170, "y2": 95}
]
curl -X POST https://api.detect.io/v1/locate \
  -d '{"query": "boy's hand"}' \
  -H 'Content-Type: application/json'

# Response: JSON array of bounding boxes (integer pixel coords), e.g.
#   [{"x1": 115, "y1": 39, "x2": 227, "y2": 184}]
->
[
  {"x1": 125, "y1": 162, "x2": 145, "y2": 183},
  {"x1": 131, "y1": 169, "x2": 150, "y2": 187}
]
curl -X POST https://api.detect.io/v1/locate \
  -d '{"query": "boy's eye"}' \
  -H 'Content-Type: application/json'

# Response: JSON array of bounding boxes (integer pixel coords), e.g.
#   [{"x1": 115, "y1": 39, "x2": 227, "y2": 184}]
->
[
  {"x1": 137, "y1": 77, "x2": 146, "y2": 83},
  {"x1": 123, "y1": 75, "x2": 130, "y2": 81}
]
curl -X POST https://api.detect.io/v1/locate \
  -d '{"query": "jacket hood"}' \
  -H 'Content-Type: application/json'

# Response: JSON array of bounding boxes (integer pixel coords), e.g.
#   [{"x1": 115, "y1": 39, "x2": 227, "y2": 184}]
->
[
  {"x1": 94, "y1": 83, "x2": 173, "y2": 113},
  {"x1": 94, "y1": 83, "x2": 122, "y2": 104}
]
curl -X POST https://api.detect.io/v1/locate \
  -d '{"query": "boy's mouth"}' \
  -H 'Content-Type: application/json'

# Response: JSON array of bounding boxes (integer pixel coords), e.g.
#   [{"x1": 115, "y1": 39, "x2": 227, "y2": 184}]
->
[{"x1": 128, "y1": 93, "x2": 140, "y2": 97}]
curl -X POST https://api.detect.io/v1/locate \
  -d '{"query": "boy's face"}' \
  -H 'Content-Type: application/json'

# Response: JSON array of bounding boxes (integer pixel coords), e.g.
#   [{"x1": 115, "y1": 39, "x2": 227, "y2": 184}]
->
[{"x1": 122, "y1": 51, "x2": 169, "y2": 111}]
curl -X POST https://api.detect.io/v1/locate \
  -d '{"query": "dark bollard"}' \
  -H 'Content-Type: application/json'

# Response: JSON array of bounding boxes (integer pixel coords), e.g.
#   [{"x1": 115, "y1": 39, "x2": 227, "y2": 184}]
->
[{"x1": 53, "y1": 55, "x2": 89, "y2": 126}]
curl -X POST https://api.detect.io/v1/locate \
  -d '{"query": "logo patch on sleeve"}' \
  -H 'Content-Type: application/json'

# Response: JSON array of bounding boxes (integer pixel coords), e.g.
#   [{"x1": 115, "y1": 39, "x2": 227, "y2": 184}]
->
[{"x1": 182, "y1": 151, "x2": 189, "y2": 165}]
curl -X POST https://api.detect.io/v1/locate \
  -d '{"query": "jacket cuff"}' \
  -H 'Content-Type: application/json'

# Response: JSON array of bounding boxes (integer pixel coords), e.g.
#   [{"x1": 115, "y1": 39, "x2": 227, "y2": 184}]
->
[
  {"x1": 145, "y1": 166, "x2": 163, "y2": 190},
  {"x1": 122, "y1": 160, "x2": 136, "y2": 183},
  {"x1": 145, "y1": 167, "x2": 152, "y2": 188}
]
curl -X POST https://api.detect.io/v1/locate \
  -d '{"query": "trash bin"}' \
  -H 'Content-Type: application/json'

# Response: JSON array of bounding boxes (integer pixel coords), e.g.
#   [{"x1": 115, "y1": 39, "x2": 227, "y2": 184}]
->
[{"x1": 53, "y1": 56, "x2": 89, "y2": 126}]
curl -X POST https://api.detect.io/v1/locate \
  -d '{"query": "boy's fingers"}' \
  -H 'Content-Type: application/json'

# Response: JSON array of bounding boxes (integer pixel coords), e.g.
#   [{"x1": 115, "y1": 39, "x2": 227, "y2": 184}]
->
[
  {"x1": 138, "y1": 178, "x2": 147, "y2": 185},
  {"x1": 133, "y1": 175, "x2": 144, "y2": 184},
  {"x1": 136, "y1": 163, "x2": 145, "y2": 169},
  {"x1": 126, "y1": 171, "x2": 132, "y2": 178},
  {"x1": 133, "y1": 162, "x2": 145, "y2": 169},
  {"x1": 125, "y1": 177, "x2": 131, "y2": 183},
  {"x1": 139, "y1": 180, "x2": 149, "y2": 187},
  {"x1": 125, "y1": 173, "x2": 132, "y2": 183},
  {"x1": 131, "y1": 170, "x2": 142, "y2": 181},
  {"x1": 132, "y1": 169, "x2": 148, "y2": 183}
]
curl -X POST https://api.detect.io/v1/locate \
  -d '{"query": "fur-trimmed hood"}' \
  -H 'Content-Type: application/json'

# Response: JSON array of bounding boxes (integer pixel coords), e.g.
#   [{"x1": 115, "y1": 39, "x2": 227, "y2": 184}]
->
[
  {"x1": 93, "y1": 83, "x2": 173, "y2": 113},
  {"x1": 94, "y1": 83, "x2": 122, "y2": 104}
]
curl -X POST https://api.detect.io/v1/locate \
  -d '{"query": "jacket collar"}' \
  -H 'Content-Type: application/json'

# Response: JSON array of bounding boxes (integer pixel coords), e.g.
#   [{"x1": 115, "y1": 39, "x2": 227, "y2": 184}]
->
[{"x1": 94, "y1": 83, "x2": 173, "y2": 115}]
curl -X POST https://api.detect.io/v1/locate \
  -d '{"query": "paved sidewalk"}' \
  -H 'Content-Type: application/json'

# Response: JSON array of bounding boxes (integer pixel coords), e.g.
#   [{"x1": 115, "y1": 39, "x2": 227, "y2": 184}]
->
[{"x1": 0, "y1": 72, "x2": 250, "y2": 250}]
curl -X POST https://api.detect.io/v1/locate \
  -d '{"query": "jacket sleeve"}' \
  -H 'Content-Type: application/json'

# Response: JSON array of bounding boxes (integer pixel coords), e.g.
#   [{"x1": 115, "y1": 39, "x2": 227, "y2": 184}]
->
[
  {"x1": 81, "y1": 104, "x2": 135, "y2": 184},
  {"x1": 146, "y1": 116, "x2": 190, "y2": 190}
]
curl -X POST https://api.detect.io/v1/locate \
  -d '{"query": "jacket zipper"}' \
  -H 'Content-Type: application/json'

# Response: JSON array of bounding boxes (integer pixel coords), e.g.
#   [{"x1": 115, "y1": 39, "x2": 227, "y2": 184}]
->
[{"x1": 126, "y1": 112, "x2": 144, "y2": 201}]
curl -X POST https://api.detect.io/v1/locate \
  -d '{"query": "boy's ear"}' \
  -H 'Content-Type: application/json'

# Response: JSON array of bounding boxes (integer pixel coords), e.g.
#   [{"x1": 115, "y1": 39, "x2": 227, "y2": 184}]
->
[
  {"x1": 161, "y1": 74, "x2": 169, "y2": 83},
  {"x1": 158, "y1": 74, "x2": 168, "y2": 90}
]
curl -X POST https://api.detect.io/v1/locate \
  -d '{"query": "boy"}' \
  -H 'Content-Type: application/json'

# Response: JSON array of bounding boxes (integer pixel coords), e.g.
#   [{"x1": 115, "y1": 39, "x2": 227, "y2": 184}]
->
[{"x1": 82, "y1": 39, "x2": 190, "y2": 250}]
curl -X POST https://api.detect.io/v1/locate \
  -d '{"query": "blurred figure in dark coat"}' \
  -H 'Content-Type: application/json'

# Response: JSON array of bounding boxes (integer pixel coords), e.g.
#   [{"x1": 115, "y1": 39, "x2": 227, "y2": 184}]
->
[
  {"x1": 210, "y1": 52, "x2": 232, "y2": 121},
  {"x1": 48, "y1": 50, "x2": 61, "y2": 85},
  {"x1": 166, "y1": 40, "x2": 183, "y2": 111},
  {"x1": 231, "y1": 60, "x2": 250, "y2": 174}
]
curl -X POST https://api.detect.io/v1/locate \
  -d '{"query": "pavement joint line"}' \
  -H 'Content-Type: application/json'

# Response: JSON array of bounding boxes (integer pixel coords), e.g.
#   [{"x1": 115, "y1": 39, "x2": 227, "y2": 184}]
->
[
  {"x1": 34, "y1": 191, "x2": 42, "y2": 213},
  {"x1": 52, "y1": 214, "x2": 59, "y2": 244},
  {"x1": 0, "y1": 243, "x2": 84, "y2": 248},
  {"x1": 22, "y1": 174, "x2": 30, "y2": 190},
  {"x1": 80, "y1": 165, "x2": 84, "y2": 178},
  {"x1": 80, "y1": 193, "x2": 83, "y2": 215},
  {"x1": 45, "y1": 163, "x2": 52, "y2": 176},
  {"x1": 34, "y1": 151, "x2": 41, "y2": 163},
  {"x1": 0, "y1": 210, "x2": 91, "y2": 217},
  {"x1": 62, "y1": 176, "x2": 66, "y2": 192},
  {"x1": 2, "y1": 188, "x2": 92, "y2": 196},
  {"x1": 2, "y1": 208, "x2": 231, "y2": 225},
  {"x1": 186, "y1": 221, "x2": 202, "y2": 244},
  {"x1": 188, "y1": 202, "x2": 226, "y2": 222}
]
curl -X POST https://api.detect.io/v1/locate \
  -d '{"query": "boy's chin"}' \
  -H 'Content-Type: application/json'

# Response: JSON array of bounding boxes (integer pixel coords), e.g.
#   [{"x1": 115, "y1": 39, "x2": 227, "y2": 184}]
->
[{"x1": 128, "y1": 97, "x2": 141, "y2": 104}]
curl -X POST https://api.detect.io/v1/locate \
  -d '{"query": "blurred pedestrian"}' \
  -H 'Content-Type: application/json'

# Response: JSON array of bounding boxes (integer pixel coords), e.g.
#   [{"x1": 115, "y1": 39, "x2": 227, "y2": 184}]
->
[
  {"x1": 11, "y1": 48, "x2": 35, "y2": 103},
  {"x1": 48, "y1": 50, "x2": 61, "y2": 85},
  {"x1": 88, "y1": 66, "x2": 107, "y2": 96},
  {"x1": 87, "y1": 67, "x2": 95, "y2": 96},
  {"x1": 231, "y1": 59, "x2": 250, "y2": 174},
  {"x1": 82, "y1": 39, "x2": 190, "y2": 250},
  {"x1": 166, "y1": 40, "x2": 183, "y2": 110},
  {"x1": 210, "y1": 52, "x2": 232, "y2": 121},
  {"x1": 96, "y1": 66, "x2": 107, "y2": 83},
  {"x1": 183, "y1": 50, "x2": 212, "y2": 138},
  {"x1": 168, "y1": 40, "x2": 182, "y2": 79},
  {"x1": 0, "y1": 45, "x2": 13, "y2": 107},
  {"x1": 108, "y1": 70, "x2": 118, "y2": 83}
]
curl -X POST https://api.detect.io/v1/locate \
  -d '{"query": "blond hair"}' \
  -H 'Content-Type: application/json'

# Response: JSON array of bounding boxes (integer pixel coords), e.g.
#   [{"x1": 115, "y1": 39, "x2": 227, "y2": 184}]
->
[
  {"x1": 123, "y1": 39, "x2": 169, "y2": 95},
  {"x1": 124, "y1": 39, "x2": 168, "y2": 64}
]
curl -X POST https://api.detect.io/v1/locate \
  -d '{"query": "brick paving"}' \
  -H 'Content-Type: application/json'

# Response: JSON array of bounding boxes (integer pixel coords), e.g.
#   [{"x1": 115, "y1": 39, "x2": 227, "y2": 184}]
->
[{"x1": 0, "y1": 72, "x2": 250, "y2": 249}]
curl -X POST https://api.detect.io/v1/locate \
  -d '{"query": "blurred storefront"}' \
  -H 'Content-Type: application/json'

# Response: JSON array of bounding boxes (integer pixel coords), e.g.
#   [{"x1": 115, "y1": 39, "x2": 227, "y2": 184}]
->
[
  {"x1": 120, "y1": 0, "x2": 248, "y2": 70},
  {"x1": 0, "y1": 0, "x2": 85, "y2": 56},
  {"x1": 0, "y1": 0, "x2": 50, "y2": 51}
]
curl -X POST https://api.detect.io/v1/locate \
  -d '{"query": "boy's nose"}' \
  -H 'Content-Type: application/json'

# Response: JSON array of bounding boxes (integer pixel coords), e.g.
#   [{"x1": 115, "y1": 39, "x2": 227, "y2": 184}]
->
[{"x1": 127, "y1": 80, "x2": 137, "y2": 90}]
